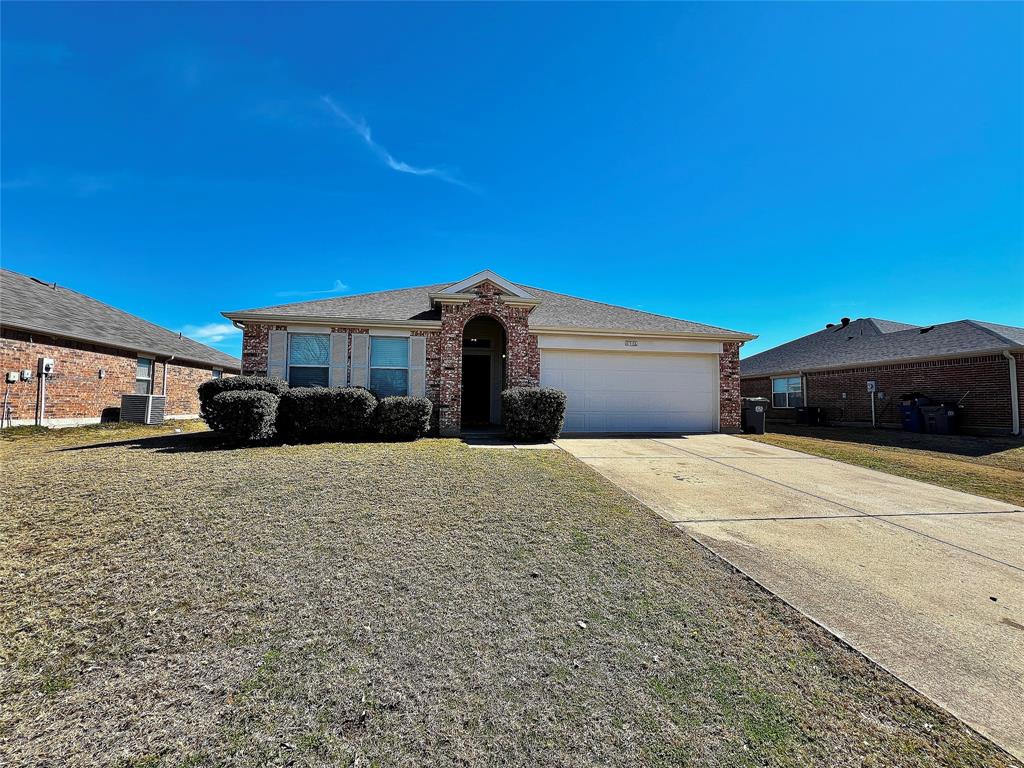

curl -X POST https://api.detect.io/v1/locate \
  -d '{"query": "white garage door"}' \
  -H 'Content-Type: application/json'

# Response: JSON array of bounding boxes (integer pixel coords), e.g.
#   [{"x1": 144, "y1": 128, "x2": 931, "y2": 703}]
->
[{"x1": 540, "y1": 349, "x2": 717, "y2": 433}]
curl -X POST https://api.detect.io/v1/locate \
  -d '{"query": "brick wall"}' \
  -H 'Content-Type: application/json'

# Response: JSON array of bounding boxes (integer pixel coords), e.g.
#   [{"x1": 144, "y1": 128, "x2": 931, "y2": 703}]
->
[
  {"x1": 719, "y1": 341, "x2": 741, "y2": 432},
  {"x1": 741, "y1": 353, "x2": 1023, "y2": 435},
  {"x1": 0, "y1": 328, "x2": 222, "y2": 425}
]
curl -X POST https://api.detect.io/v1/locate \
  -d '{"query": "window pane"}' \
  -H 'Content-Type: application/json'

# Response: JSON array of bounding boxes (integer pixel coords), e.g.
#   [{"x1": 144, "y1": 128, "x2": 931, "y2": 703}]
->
[
  {"x1": 137, "y1": 357, "x2": 152, "y2": 377},
  {"x1": 789, "y1": 392, "x2": 804, "y2": 408},
  {"x1": 370, "y1": 368, "x2": 409, "y2": 398},
  {"x1": 212, "y1": 370, "x2": 222, "y2": 379},
  {"x1": 289, "y1": 366, "x2": 329, "y2": 388},
  {"x1": 772, "y1": 377, "x2": 788, "y2": 394},
  {"x1": 289, "y1": 334, "x2": 330, "y2": 366},
  {"x1": 135, "y1": 379, "x2": 152, "y2": 395},
  {"x1": 772, "y1": 392, "x2": 787, "y2": 408},
  {"x1": 370, "y1": 337, "x2": 409, "y2": 367},
  {"x1": 788, "y1": 378, "x2": 803, "y2": 394}
]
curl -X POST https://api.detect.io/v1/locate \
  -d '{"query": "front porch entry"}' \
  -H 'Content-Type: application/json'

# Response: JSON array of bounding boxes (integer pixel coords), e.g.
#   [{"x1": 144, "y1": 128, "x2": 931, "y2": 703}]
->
[{"x1": 461, "y1": 316, "x2": 507, "y2": 430}]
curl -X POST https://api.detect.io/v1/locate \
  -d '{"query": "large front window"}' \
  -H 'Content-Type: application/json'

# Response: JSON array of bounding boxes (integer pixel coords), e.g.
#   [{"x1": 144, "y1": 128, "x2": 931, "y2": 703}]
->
[
  {"x1": 288, "y1": 333, "x2": 330, "y2": 387},
  {"x1": 772, "y1": 376, "x2": 804, "y2": 409},
  {"x1": 369, "y1": 336, "x2": 409, "y2": 397}
]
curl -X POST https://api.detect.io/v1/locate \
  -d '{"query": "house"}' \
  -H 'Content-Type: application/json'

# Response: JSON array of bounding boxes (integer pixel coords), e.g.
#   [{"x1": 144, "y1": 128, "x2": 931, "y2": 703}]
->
[
  {"x1": 0, "y1": 268, "x2": 241, "y2": 427},
  {"x1": 740, "y1": 317, "x2": 1024, "y2": 435},
  {"x1": 222, "y1": 270, "x2": 755, "y2": 436}
]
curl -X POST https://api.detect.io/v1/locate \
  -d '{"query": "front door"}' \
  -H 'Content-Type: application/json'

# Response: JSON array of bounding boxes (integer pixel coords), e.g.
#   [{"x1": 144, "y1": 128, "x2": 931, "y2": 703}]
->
[{"x1": 461, "y1": 354, "x2": 491, "y2": 426}]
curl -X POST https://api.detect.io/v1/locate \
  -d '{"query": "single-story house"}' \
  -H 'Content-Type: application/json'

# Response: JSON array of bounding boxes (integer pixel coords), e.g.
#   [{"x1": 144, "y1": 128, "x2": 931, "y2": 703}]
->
[
  {"x1": 740, "y1": 317, "x2": 1024, "y2": 436},
  {"x1": 222, "y1": 270, "x2": 755, "y2": 436},
  {"x1": 0, "y1": 268, "x2": 241, "y2": 427}
]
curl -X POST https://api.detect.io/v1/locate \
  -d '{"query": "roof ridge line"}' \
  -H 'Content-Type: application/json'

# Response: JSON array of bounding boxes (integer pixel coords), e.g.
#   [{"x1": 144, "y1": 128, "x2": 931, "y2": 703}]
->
[{"x1": 961, "y1": 318, "x2": 1019, "y2": 346}]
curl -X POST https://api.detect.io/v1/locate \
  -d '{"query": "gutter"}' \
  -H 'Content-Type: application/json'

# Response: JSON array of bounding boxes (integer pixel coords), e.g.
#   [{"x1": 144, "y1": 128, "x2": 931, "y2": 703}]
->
[
  {"x1": 223, "y1": 312, "x2": 757, "y2": 343},
  {"x1": 162, "y1": 355, "x2": 175, "y2": 396},
  {"x1": 1004, "y1": 351, "x2": 1021, "y2": 436}
]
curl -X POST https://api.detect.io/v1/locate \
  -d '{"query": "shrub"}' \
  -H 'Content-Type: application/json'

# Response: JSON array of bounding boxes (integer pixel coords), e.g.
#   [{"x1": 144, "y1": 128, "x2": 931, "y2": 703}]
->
[
  {"x1": 502, "y1": 387, "x2": 567, "y2": 442},
  {"x1": 211, "y1": 390, "x2": 278, "y2": 444},
  {"x1": 199, "y1": 376, "x2": 288, "y2": 431},
  {"x1": 276, "y1": 386, "x2": 378, "y2": 443},
  {"x1": 375, "y1": 396, "x2": 432, "y2": 440}
]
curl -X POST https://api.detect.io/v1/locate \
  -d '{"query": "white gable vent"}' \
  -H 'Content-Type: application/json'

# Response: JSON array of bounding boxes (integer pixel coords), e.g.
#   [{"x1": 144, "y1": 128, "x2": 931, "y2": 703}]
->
[{"x1": 120, "y1": 394, "x2": 167, "y2": 425}]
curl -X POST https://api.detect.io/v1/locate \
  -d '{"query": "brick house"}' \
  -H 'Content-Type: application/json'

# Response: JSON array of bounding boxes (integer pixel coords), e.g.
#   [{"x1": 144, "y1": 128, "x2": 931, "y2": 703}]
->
[
  {"x1": 740, "y1": 317, "x2": 1024, "y2": 436},
  {"x1": 0, "y1": 269, "x2": 240, "y2": 427},
  {"x1": 222, "y1": 270, "x2": 754, "y2": 436}
]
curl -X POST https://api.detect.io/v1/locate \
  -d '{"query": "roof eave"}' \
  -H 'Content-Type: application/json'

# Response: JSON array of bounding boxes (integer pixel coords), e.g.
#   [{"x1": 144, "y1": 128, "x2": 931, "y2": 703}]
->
[
  {"x1": 1, "y1": 321, "x2": 241, "y2": 372},
  {"x1": 223, "y1": 311, "x2": 442, "y2": 330},
  {"x1": 740, "y1": 345, "x2": 1024, "y2": 378}
]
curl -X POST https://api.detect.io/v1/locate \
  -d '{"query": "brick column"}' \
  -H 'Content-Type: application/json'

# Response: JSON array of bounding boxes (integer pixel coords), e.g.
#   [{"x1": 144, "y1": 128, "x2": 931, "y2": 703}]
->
[{"x1": 719, "y1": 341, "x2": 741, "y2": 433}]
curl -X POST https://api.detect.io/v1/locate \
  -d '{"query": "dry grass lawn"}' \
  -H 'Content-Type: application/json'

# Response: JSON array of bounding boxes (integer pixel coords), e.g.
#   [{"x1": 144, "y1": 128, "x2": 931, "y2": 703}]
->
[
  {"x1": 739, "y1": 426, "x2": 1024, "y2": 506},
  {"x1": 0, "y1": 422, "x2": 1018, "y2": 767}
]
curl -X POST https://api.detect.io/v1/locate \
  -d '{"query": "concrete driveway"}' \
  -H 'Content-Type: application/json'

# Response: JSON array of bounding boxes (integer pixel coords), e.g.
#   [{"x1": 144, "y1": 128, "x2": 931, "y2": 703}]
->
[{"x1": 558, "y1": 434, "x2": 1024, "y2": 760}]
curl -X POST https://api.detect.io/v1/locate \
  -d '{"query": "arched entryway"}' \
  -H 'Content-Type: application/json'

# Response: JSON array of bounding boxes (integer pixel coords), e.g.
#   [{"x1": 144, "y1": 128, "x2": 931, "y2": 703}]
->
[{"x1": 461, "y1": 316, "x2": 507, "y2": 429}]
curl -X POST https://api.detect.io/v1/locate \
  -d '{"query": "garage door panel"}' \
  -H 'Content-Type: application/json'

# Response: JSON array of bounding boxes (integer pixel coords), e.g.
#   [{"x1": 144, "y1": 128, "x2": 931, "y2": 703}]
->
[{"x1": 540, "y1": 349, "x2": 717, "y2": 433}]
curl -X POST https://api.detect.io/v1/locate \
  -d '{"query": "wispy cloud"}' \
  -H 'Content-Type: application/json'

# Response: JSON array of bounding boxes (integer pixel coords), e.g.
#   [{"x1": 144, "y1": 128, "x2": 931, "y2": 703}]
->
[
  {"x1": 179, "y1": 322, "x2": 242, "y2": 345},
  {"x1": 1, "y1": 170, "x2": 118, "y2": 197},
  {"x1": 275, "y1": 279, "x2": 349, "y2": 299},
  {"x1": 321, "y1": 96, "x2": 477, "y2": 192}
]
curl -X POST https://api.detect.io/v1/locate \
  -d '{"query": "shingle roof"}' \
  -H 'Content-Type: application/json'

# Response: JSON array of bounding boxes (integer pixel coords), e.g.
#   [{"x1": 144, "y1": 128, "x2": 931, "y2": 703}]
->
[
  {"x1": 741, "y1": 317, "x2": 1024, "y2": 377},
  {"x1": 0, "y1": 269, "x2": 241, "y2": 370},
  {"x1": 225, "y1": 279, "x2": 753, "y2": 339}
]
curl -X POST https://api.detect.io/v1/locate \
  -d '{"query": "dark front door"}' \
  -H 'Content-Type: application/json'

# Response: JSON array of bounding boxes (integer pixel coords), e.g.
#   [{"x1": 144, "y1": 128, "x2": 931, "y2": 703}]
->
[{"x1": 461, "y1": 354, "x2": 491, "y2": 426}]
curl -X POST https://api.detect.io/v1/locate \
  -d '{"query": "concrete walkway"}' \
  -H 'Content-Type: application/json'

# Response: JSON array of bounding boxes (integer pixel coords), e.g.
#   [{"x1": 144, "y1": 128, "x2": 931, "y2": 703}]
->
[{"x1": 557, "y1": 434, "x2": 1024, "y2": 760}]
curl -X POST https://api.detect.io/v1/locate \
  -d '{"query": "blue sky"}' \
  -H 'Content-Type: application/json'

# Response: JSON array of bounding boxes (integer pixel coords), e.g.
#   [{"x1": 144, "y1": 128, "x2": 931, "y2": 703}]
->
[{"x1": 2, "y1": 2, "x2": 1021, "y2": 359}]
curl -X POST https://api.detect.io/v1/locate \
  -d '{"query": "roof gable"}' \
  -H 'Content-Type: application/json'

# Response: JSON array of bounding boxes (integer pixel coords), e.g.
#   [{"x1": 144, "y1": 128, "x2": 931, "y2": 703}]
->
[{"x1": 440, "y1": 270, "x2": 534, "y2": 298}]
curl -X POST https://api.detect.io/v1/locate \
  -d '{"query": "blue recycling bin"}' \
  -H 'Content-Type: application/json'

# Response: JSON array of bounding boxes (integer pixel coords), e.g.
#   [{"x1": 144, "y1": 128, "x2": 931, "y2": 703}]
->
[{"x1": 899, "y1": 404, "x2": 924, "y2": 433}]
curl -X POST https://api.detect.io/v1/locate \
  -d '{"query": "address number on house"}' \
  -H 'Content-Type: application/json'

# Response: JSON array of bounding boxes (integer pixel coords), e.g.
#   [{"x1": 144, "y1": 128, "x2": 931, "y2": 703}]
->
[{"x1": 624, "y1": 340, "x2": 639, "y2": 347}]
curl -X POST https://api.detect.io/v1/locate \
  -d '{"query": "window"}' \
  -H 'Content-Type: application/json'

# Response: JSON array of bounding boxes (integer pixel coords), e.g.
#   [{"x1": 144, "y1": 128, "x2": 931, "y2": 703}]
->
[
  {"x1": 211, "y1": 369, "x2": 223, "y2": 380},
  {"x1": 772, "y1": 376, "x2": 804, "y2": 409},
  {"x1": 288, "y1": 333, "x2": 330, "y2": 388},
  {"x1": 369, "y1": 336, "x2": 409, "y2": 397},
  {"x1": 135, "y1": 357, "x2": 153, "y2": 394}
]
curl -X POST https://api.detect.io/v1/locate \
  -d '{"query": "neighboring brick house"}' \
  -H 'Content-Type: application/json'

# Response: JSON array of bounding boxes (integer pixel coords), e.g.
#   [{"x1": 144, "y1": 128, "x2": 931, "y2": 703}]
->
[
  {"x1": 0, "y1": 269, "x2": 240, "y2": 427},
  {"x1": 740, "y1": 317, "x2": 1024, "y2": 436},
  {"x1": 223, "y1": 270, "x2": 754, "y2": 436}
]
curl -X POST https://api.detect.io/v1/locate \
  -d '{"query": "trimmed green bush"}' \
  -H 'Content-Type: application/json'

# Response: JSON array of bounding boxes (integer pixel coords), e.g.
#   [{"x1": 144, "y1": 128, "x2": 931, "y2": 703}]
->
[
  {"x1": 276, "y1": 386, "x2": 378, "y2": 443},
  {"x1": 211, "y1": 390, "x2": 278, "y2": 444},
  {"x1": 375, "y1": 396, "x2": 432, "y2": 440},
  {"x1": 502, "y1": 387, "x2": 567, "y2": 442},
  {"x1": 198, "y1": 376, "x2": 288, "y2": 431}
]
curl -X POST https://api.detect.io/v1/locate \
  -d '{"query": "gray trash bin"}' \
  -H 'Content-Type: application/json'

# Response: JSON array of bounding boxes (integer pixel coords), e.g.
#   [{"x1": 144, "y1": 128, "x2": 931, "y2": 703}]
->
[{"x1": 741, "y1": 397, "x2": 769, "y2": 434}]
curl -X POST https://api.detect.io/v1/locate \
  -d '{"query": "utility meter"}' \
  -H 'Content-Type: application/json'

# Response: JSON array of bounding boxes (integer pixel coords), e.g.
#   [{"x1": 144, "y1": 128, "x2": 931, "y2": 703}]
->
[
  {"x1": 20, "y1": 370, "x2": 32, "y2": 381},
  {"x1": 39, "y1": 358, "x2": 55, "y2": 376},
  {"x1": 5, "y1": 371, "x2": 17, "y2": 383}
]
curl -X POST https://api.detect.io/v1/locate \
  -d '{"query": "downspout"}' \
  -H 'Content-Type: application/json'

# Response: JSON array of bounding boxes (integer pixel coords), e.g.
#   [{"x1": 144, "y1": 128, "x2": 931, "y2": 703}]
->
[
  {"x1": 163, "y1": 355, "x2": 175, "y2": 396},
  {"x1": 1003, "y1": 351, "x2": 1020, "y2": 436}
]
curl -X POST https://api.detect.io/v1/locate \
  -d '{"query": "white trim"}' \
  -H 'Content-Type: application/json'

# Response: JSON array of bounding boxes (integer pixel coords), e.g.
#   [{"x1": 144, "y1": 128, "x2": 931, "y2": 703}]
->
[
  {"x1": 1003, "y1": 351, "x2": 1020, "y2": 436},
  {"x1": 285, "y1": 324, "x2": 331, "y2": 334},
  {"x1": 368, "y1": 328, "x2": 411, "y2": 337},
  {"x1": 532, "y1": 325, "x2": 755, "y2": 341},
  {"x1": 440, "y1": 269, "x2": 534, "y2": 298},
  {"x1": 537, "y1": 333, "x2": 722, "y2": 354}
]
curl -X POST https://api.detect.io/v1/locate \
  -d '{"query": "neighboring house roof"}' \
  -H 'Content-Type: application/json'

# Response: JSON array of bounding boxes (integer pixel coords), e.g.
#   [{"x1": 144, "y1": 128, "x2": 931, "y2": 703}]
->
[
  {"x1": 0, "y1": 269, "x2": 241, "y2": 371},
  {"x1": 224, "y1": 273, "x2": 754, "y2": 340},
  {"x1": 741, "y1": 317, "x2": 1024, "y2": 377}
]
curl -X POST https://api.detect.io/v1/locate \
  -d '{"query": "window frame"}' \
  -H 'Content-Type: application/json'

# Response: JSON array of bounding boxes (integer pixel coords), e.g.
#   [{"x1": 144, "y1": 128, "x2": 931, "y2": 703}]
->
[
  {"x1": 211, "y1": 369, "x2": 223, "y2": 380},
  {"x1": 135, "y1": 356, "x2": 154, "y2": 395},
  {"x1": 771, "y1": 375, "x2": 804, "y2": 409},
  {"x1": 287, "y1": 332, "x2": 331, "y2": 388},
  {"x1": 369, "y1": 336, "x2": 410, "y2": 397}
]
